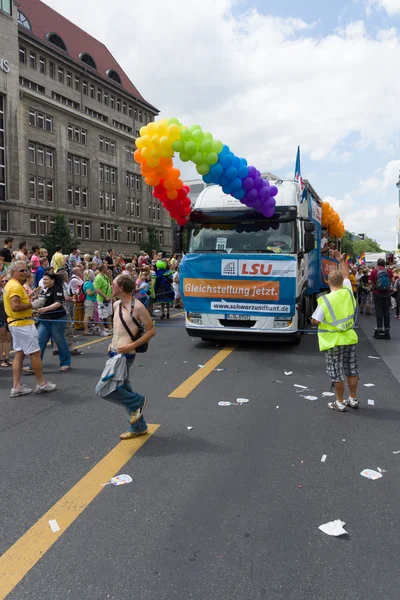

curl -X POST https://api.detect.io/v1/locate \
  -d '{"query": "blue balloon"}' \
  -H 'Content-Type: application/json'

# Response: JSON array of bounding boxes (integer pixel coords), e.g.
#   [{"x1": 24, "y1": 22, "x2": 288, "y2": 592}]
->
[
  {"x1": 233, "y1": 188, "x2": 245, "y2": 200},
  {"x1": 222, "y1": 185, "x2": 232, "y2": 195},
  {"x1": 210, "y1": 163, "x2": 224, "y2": 179},
  {"x1": 230, "y1": 177, "x2": 242, "y2": 191},
  {"x1": 219, "y1": 154, "x2": 233, "y2": 168},
  {"x1": 240, "y1": 157, "x2": 248, "y2": 166},
  {"x1": 238, "y1": 165, "x2": 249, "y2": 179},
  {"x1": 232, "y1": 156, "x2": 241, "y2": 170},
  {"x1": 202, "y1": 172, "x2": 213, "y2": 184},
  {"x1": 221, "y1": 145, "x2": 230, "y2": 154},
  {"x1": 225, "y1": 167, "x2": 237, "y2": 180},
  {"x1": 219, "y1": 176, "x2": 229, "y2": 187}
]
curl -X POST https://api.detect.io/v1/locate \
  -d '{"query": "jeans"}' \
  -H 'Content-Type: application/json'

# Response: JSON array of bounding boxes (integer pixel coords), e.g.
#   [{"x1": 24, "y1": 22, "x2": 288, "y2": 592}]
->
[
  {"x1": 374, "y1": 294, "x2": 391, "y2": 330},
  {"x1": 37, "y1": 319, "x2": 71, "y2": 367},
  {"x1": 104, "y1": 357, "x2": 147, "y2": 433}
]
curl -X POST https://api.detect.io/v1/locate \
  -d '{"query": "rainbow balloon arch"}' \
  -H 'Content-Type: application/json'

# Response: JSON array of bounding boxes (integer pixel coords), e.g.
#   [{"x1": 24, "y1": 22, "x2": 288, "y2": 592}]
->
[{"x1": 134, "y1": 118, "x2": 279, "y2": 226}]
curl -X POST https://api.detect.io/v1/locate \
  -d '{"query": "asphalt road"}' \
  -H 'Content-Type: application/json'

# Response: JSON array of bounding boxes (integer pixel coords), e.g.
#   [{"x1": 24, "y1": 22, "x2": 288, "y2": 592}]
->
[{"x1": 1, "y1": 312, "x2": 400, "y2": 600}]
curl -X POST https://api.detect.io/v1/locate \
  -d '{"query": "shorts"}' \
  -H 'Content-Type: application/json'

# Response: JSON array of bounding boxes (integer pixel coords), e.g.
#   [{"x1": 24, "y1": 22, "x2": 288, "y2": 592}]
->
[
  {"x1": 324, "y1": 345, "x2": 358, "y2": 382},
  {"x1": 360, "y1": 290, "x2": 372, "y2": 305},
  {"x1": 10, "y1": 324, "x2": 40, "y2": 355},
  {"x1": 98, "y1": 301, "x2": 113, "y2": 319},
  {"x1": 84, "y1": 300, "x2": 95, "y2": 318}
]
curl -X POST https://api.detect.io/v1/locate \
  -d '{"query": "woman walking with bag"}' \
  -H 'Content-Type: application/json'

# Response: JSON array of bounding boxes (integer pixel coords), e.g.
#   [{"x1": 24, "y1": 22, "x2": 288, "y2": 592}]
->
[{"x1": 36, "y1": 273, "x2": 71, "y2": 372}]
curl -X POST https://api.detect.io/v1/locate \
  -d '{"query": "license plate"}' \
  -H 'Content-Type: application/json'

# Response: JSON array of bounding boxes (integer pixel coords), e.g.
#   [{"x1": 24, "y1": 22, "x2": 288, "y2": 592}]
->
[{"x1": 225, "y1": 314, "x2": 251, "y2": 321}]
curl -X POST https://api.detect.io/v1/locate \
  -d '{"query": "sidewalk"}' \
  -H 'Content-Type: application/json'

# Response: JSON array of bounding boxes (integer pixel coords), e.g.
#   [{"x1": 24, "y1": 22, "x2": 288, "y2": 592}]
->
[{"x1": 357, "y1": 309, "x2": 400, "y2": 384}]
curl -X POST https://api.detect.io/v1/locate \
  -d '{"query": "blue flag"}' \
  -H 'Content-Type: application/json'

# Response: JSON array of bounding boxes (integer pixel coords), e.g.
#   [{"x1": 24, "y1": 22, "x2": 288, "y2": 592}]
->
[{"x1": 294, "y1": 146, "x2": 306, "y2": 203}]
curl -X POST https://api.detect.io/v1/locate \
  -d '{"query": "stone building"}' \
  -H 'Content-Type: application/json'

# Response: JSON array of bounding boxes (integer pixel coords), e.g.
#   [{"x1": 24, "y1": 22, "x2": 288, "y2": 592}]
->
[{"x1": 0, "y1": 0, "x2": 173, "y2": 254}]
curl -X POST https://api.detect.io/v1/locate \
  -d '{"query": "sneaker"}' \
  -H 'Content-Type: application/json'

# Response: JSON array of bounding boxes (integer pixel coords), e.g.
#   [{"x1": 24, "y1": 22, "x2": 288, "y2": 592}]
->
[
  {"x1": 35, "y1": 381, "x2": 57, "y2": 394},
  {"x1": 328, "y1": 400, "x2": 346, "y2": 412},
  {"x1": 22, "y1": 367, "x2": 35, "y2": 375},
  {"x1": 120, "y1": 429, "x2": 148, "y2": 440},
  {"x1": 129, "y1": 398, "x2": 147, "y2": 425},
  {"x1": 344, "y1": 397, "x2": 359, "y2": 409},
  {"x1": 10, "y1": 384, "x2": 33, "y2": 398},
  {"x1": 100, "y1": 331, "x2": 110, "y2": 337}
]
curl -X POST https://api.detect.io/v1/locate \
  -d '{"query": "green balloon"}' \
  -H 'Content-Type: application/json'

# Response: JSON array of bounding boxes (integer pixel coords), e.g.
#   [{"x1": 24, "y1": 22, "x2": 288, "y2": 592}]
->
[
  {"x1": 172, "y1": 140, "x2": 184, "y2": 153},
  {"x1": 168, "y1": 117, "x2": 181, "y2": 126},
  {"x1": 192, "y1": 130, "x2": 204, "y2": 144},
  {"x1": 185, "y1": 141, "x2": 197, "y2": 155},
  {"x1": 180, "y1": 151, "x2": 190, "y2": 162},
  {"x1": 180, "y1": 129, "x2": 192, "y2": 142},
  {"x1": 206, "y1": 152, "x2": 218, "y2": 165},
  {"x1": 203, "y1": 132, "x2": 213, "y2": 141},
  {"x1": 200, "y1": 140, "x2": 213, "y2": 154},
  {"x1": 197, "y1": 163, "x2": 210, "y2": 176},
  {"x1": 192, "y1": 151, "x2": 204, "y2": 165},
  {"x1": 212, "y1": 140, "x2": 223, "y2": 154},
  {"x1": 190, "y1": 124, "x2": 202, "y2": 132}
]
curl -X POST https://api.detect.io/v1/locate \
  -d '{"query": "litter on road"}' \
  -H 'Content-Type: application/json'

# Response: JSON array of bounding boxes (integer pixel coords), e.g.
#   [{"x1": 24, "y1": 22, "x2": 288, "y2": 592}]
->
[
  {"x1": 301, "y1": 395, "x2": 318, "y2": 401},
  {"x1": 237, "y1": 398, "x2": 250, "y2": 405},
  {"x1": 319, "y1": 520, "x2": 348, "y2": 537},
  {"x1": 101, "y1": 474, "x2": 133, "y2": 487},
  {"x1": 284, "y1": 371, "x2": 293, "y2": 376},
  {"x1": 368, "y1": 356, "x2": 380, "y2": 360},
  {"x1": 393, "y1": 451, "x2": 400, "y2": 454},
  {"x1": 187, "y1": 426, "x2": 193, "y2": 431},
  {"x1": 364, "y1": 383, "x2": 375, "y2": 387},
  {"x1": 377, "y1": 467, "x2": 386, "y2": 473},
  {"x1": 368, "y1": 399, "x2": 375, "y2": 406},
  {"x1": 321, "y1": 455, "x2": 327, "y2": 463},
  {"x1": 322, "y1": 392, "x2": 335, "y2": 397},
  {"x1": 218, "y1": 401, "x2": 238, "y2": 406},
  {"x1": 276, "y1": 380, "x2": 283, "y2": 384},
  {"x1": 214, "y1": 368, "x2": 226, "y2": 372},
  {"x1": 360, "y1": 469, "x2": 382, "y2": 480},
  {"x1": 49, "y1": 519, "x2": 60, "y2": 533},
  {"x1": 198, "y1": 365, "x2": 205, "y2": 369},
  {"x1": 294, "y1": 384, "x2": 307, "y2": 389}
]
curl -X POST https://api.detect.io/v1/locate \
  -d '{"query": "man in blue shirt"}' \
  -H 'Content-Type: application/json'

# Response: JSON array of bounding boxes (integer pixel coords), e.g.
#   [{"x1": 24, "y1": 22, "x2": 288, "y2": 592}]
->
[{"x1": 35, "y1": 257, "x2": 49, "y2": 287}]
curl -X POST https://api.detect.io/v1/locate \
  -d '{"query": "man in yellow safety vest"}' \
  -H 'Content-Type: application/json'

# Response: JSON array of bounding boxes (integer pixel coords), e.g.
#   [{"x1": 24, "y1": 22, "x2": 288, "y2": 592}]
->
[{"x1": 312, "y1": 251, "x2": 359, "y2": 412}]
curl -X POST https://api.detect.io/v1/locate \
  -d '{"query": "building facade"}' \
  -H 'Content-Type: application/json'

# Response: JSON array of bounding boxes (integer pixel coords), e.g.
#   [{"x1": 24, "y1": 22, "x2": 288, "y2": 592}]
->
[{"x1": 0, "y1": 0, "x2": 172, "y2": 254}]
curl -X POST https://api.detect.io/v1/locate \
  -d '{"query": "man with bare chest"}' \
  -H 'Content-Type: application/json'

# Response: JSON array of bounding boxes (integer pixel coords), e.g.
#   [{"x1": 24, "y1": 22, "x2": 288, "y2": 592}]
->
[{"x1": 107, "y1": 275, "x2": 156, "y2": 439}]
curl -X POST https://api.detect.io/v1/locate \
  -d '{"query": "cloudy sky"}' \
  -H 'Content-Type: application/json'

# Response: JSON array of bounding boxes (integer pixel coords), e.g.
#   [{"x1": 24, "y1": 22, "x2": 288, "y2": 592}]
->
[{"x1": 44, "y1": 0, "x2": 400, "y2": 249}]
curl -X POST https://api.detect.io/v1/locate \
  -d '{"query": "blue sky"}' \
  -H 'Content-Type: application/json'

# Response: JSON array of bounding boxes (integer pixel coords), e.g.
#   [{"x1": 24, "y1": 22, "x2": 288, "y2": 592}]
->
[{"x1": 46, "y1": 0, "x2": 400, "y2": 248}]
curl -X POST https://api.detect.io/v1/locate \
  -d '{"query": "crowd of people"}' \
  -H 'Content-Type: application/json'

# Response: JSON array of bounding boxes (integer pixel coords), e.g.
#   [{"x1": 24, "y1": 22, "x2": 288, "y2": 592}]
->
[{"x1": 0, "y1": 237, "x2": 183, "y2": 401}]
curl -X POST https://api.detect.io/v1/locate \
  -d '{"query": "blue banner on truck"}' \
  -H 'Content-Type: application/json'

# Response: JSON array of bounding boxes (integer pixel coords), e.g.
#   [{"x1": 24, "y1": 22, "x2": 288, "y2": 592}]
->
[{"x1": 180, "y1": 254, "x2": 297, "y2": 317}]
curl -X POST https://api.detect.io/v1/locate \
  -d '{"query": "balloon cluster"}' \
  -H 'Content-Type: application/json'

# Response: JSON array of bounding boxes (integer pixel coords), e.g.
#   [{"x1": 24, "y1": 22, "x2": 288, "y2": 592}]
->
[
  {"x1": 321, "y1": 201, "x2": 345, "y2": 238},
  {"x1": 134, "y1": 118, "x2": 278, "y2": 225}
]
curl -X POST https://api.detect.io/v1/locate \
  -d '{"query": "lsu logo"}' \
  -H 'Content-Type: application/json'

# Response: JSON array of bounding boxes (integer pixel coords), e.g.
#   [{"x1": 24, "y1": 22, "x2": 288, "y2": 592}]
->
[
  {"x1": 240, "y1": 262, "x2": 272, "y2": 276},
  {"x1": 221, "y1": 260, "x2": 238, "y2": 276}
]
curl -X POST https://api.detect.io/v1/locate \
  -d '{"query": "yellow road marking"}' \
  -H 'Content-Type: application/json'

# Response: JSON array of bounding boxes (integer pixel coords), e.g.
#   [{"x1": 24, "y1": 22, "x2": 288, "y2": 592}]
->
[
  {"x1": 0, "y1": 425, "x2": 160, "y2": 600},
  {"x1": 74, "y1": 336, "x2": 111, "y2": 350},
  {"x1": 170, "y1": 311, "x2": 184, "y2": 319},
  {"x1": 168, "y1": 346, "x2": 235, "y2": 398}
]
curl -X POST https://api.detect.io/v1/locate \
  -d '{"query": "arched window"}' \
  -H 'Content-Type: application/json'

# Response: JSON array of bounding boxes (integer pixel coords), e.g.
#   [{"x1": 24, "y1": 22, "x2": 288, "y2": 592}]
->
[
  {"x1": 18, "y1": 10, "x2": 31, "y2": 30},
  {"x1": 107, "y1": 70, "x2": 122, "y2": 85},
  {"x1": 47, "y1": 33, "x2": 67, "y2": 52},
  {"x1": 80, "y1": 53, "x2": 97, "y2": 69}
]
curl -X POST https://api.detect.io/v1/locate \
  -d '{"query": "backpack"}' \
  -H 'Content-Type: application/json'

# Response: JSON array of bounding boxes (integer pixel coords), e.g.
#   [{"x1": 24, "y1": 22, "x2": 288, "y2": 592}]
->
[
  {"x1": 69, "y1": 277, "x2": 85, "y2": 303},
  {"x1": 375, "y1": 269, "x2": 391, "y2": 292}
]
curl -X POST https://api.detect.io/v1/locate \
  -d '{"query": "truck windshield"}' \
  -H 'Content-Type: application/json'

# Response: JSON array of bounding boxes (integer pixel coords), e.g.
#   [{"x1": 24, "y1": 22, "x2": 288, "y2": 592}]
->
[{"x1": 188, "y1": 221, "x2": 296, "y2": 254}]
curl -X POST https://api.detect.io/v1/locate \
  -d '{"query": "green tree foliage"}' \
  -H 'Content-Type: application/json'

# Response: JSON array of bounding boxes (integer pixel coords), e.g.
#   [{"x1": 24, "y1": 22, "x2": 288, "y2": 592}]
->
[
  {"x1": 41, "y1": 214, "x2": 79, "y2": 257},
  {"x1": 140, "y1": 225, "x2": 160, "y2": 255},
  {"x1": 340, "y1": 232, "x2": 383, "y2": 258}
]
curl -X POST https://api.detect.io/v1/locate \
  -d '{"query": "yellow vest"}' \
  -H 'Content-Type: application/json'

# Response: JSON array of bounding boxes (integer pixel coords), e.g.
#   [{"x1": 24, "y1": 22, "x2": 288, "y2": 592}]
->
[{"x1": 317, "y1": 287, "x2": 358, "y2": 351}]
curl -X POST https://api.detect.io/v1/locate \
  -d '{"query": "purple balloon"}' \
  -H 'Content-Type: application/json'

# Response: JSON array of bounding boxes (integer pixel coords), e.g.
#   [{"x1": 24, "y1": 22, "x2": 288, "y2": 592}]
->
[
  {"x1": 264, "y1": 207, "x2": 275, "y2": 218},
  {"x1": 255, "y1": 169, "x2": 261, "y2": 177},
  {"x1": 253, "y1": 199, "x2": 262, "y2": 210},
  {"x1": 264, "y1": 179, "x2": 270, "y2": 188},
  {"x1": 254, "y1": 177, "x2": 264, "y2": 190},
  {"x1": 259, "y1": 186, "x2": 270, "y2": 201},
  {"x1": 242, "y1": 177, "x2": 254, "y2": 191},
  {"x1": 247, "y1": 166, "x2": 257, "y2": 179},
  {"x1": 246, "y1": 188, "x2": 259, "y2": 202},
  {"x1": 269, "y1": 185, "x2": 278, "y2": 198}
]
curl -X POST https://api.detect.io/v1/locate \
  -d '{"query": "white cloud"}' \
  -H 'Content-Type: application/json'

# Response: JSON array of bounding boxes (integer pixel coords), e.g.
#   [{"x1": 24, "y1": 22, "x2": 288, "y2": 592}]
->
[{"x1": 362, "y1": 0, "x2": 400, "y2": 16}]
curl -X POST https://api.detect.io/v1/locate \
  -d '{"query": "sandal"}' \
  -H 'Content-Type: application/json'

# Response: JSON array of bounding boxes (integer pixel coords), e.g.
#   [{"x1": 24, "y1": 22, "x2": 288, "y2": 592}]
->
[
  {"x1": 60, "y1": 366, "x2": 71, "y2": 372},
  {"x1": 0, "y1": 360, "x2": 10, "y2": 367}
]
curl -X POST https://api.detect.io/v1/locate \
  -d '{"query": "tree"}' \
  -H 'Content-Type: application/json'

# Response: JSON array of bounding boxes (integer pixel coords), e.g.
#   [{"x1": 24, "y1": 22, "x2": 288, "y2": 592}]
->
[
  {"x1": 140, "y1": 225, "x2": 160, "y2": 256},
  {"x1": 41, "y1": 213, "x2": 79, "y2": 257},
  {"x1": 340, "y1": 232, "x2": 354, "y2": 257},
  {"x1": 353, "y1": 235, "x2": 383, "y2": 255}
]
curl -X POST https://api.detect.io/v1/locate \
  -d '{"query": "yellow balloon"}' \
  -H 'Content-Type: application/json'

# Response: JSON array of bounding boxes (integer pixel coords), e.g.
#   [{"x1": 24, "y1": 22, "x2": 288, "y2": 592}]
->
[
  {"x1": 147, "y1": 156, "x2": 159, "y2": 168},
  {"x1": 141, "y1": 134, "x2": 151, "y2": 148},
  {"x1": 151, "y1": 147, "x2": 161, "y2": 158},
  {"x1": 135, "y1": 137, "x2": 144, "y2": 149},
  {"x1": 139, "y1": 126, "x2": 148, "y2": 137},
  {"x1": 147, "y1": 122, "x2": 157, "y2": 135},
  {"x1": 167, "y1": 124, "x2": 182, "y2": 141},
  {"x1": 151, "y1": 135, "x2": 161, "y2": 147},
  {"x1": 141, "y1": 146, "x2": 152, "y2": 159},
  {"x1": 156, "y1": 120, "x2": 168, "y2": 136}
]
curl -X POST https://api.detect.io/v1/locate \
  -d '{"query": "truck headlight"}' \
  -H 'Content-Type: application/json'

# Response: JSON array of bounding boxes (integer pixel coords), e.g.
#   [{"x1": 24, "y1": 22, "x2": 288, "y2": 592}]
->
[
  {"x1": 273, "y1": 317, "x2": 293, "y2": 329},
  {"x1": 187, "y1": 312, "x2": 202, "y2": 324}
]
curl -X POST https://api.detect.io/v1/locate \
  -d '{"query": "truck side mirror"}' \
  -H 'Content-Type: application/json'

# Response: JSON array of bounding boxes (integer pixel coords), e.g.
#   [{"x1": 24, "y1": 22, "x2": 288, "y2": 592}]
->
[
  {"x1": 304, "y1": 232, "x2": 315, "y2": 253},
  {"x1": 304, "y1": 221, "x2": 315, "y2": 233}
]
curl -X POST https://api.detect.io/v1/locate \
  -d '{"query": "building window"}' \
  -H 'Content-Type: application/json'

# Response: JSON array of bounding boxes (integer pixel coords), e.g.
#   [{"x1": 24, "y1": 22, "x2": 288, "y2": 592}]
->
[
  {"x1": 82, "y1": 188, "x2": 87, "y2": 208},
  {"x1": 99, "y1": 136, "x2": 116, "y2": 154},
  {"x1": 116, "y1": 99, "x2": 121, "y2": 112},
  {"x1": 76, "y1": 220, "x2": 82, "y2": 239},
  {"x1": 105, "y1": 166, "x2": 109, "y2": 183},
  {"x1": 38, "y1": 177, "x2": 45, "y2": 201},
  {"x1": 126, "y1": 198, "x2": 130, "y2": 215},
  {"x1": 0, "y1": 96, "x2": 6, "y2": 199},
  {"x1": 157, "y1": 205, "x2": 160, "y2": 220},
  {"x1": 29, "y1": 109, "x2": 36, "y2": 127},
  {"x1": 134, "y1": 108, "x2": 138, "y2": 120},
  {"x1": 104, "y1": 92, "x2": 109, "y2": 106},
  {"x1": 75, "y1": 76, "x2": 80, "y2": 91},
  {"x1": 84, "y1": 221, "x2": 90, "y2": 239},
  {"x1": 113, "y1": 119, "x2": 133, "y2": 134},
  {"x1": 105, "y1": 139, "x2": 109, "y2": 153},
  {"x1": 47, "y1": 33, "x2": 67, "y2": 51},
  {"x1": 106, "y1": 224, "x2": 111, "y2": 241},
  {"x1": 81, "y1": 130, "x2": 87, "y2": 145},
  {"x1": 99, "y1": 193, "x2": 104, "y2": 211},
  {"x1": 67, "y1": 154, "x2": 72, "y2": 172},
  {"x1": 29, "y1": 175, "x2": 36, "y2": 200},
  {"x1": 135, "y1": 176, "x2": 141, "y2": 191},
  {"x1": 136, "y1": 198, "x2": 141, "y2": 217},
  {"x1": 19, "y1": 77, "x2": 45, "y2": 94},
  {"x1": 74, "y1": 156, "x2": 80, "y2": 175},
  {"x1": 28, "y1": 143, "x2": 35, "y2": 163},
  {"x1": 28, "y1": 109, "x2": 52, "y2": 132},
  {"x1": 110, "y1": 95, "x2": 115, "y2": 109},
  {"x1": 126, "y1": 146, "x2": 134, "y2": 161},
  {"x1": 105, "y1": 192, "x2": 110, "y2": 211},
  {"x1": 40, "y1": 216, "x2": 47, "y2": 235},
  {"x1": 58, "y1": 67, "x2": 64, "y2": 83},
  {"x1": 99, "y1": 136, "x2": 104, "y2": 152},
  {"x1": 111, "y1": 168, "x2": 116, "y2": 185},
  {"x1": 89, "y1": 84, "x2": 95, "y2": 99},
  {"x1": 97, "y1": 88, "x2": 102, "y2": 103},
  {"x1": 113, "y1": 225, "x2": 119, "y2": 242},
  {"x1": 153, "y1": 205, "x2": 156, "y2": 220},
  {"x1": 37, "y1": 112, "x2": 44, "y2": 130},
  {"x1": 66, "y1": 72, "x2": 72, "y2": 87},
  {"x1": 100, "y1": 223, "x2": 105, "y2": 240},
  {"x1": 68, "y1": 184, "x2": 73, "y2": 205},
  {"x1": 69, "y1": 220, "x2": 74, "y2": 235},
  {"x1": 132, "y1": 227, "x2": 137, "y2": 244},
  {"x1": 19, "y1": 46, "x2": 26, "y2": 64},
  {"x1": 37, "y1": 145, "x2": 44, "y2": 166},
  {"x1": 100, "y1": 164, "x2": 104, "y2": 182},
  {"x1": 128, "y1": 105, "x2": 132, "y2": 118},
  {"x1": 47, "y1": 180, "x2": 54, "y2": 202},
  {"x1": 110, "y1": 141, "x2": 115, "y2": 155},
  {"x1": 30, "y1": 215, "x2": 37, "y2": 235},
  {"x1": 81, "y1": 159, "x2": 87, "y2": 177},
  {"x1": 122, "y1": 102, "x2": 127, "y2": 115},
  {"x1": 69, "y1": 125, "x2": 86, "y2": 145},
  {"x1": 67, "y1": 124, "x2": 73, "y2": 140},
  {"x1": 82, "y1": 81, "x2": 88, "y2": 95},
  {"x1": 111, "y1": 193, "x2": 116, "y2": 213},
  {"x1": 29, "y1": 52, "x2": 36, "y2": 69},
  {"x1": 18, "y1": 9, "x2": 31, "y2": 28},
  {"x1": 80, "y1": 53, "x2": 96, "y2": 69},
  {"x1": 85, "y1": 107, "x2": 108, "y2": 122},
  {"x1": 39, "y1": 57, "x2": 46, "y2": 74},
  {"x1": 107, "y1": 69, "x2": 122, "y2": 84},
  {"x1": 0, "y1": 210, "x2": 8, "y2": 232},
  {"x1": 127, "y1": 227, "x2": 131, "y2": 243},
  {"x1": 49, "y1": 62, "x2": 55, "y2": 78},
  {"x1": 74, "y1": 185, "x2": 80, "y2": 206},
  {"x1": 138, "y1": 228, "x2": 142, "y2": 243},
  {"x1": 130, "y1": 173, "x2": 135, "y2": 189},
  {"x1": 139, "y1": 110, "x2": 143, "y2": 122},
  {"x1": 46, "y1": 148, "x2": 54, "y2": 168}
]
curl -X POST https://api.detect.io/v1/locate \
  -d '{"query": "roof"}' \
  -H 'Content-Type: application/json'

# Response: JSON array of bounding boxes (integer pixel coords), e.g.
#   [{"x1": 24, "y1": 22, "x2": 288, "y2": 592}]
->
[{"x1": 17, "y1": 0, "x2": 158, "y2": 112}]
